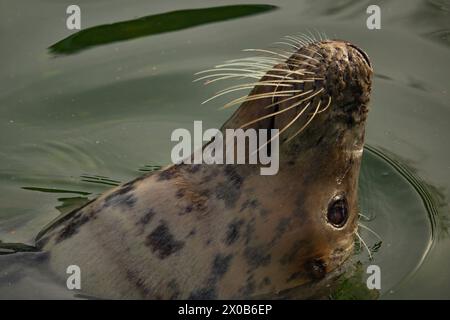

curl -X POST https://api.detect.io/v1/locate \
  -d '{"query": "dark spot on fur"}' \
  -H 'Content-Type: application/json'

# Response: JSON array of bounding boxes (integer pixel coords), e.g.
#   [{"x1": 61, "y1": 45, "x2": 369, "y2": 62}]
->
[
  {"x1": 259, "y1": 208, "x2": 270, "y2": 217},
  {"x1": 286, "y1": 271, "x2": 304, "y2": 282},
  {"x1": 215, "y1": 166, "x2": 244, "y2": 208},
  {"x1": 56, "y1": 212, "x2": 90, "y2": 243},
  {"x1": 137, "y1": 209, "x2": 155, "y2": 226},
  {"x1": 224, "y1": 166, "x2": 243, "y2": 188},
  {"x1": 224, "y1": 219, "x2": 244, "y2": 246},
  {"x1": 239, "y1": 274, "x2": 256, "y2": 297},
  {"x1": 175, "y1": 189, "x2": 184, "y2": 198},
  {"x1": 240, "y1": 199, "x2": 258, "y2": 212},
  {"x1": 103, "y1": 184, "x2": 137, "y2": 208},
  {"x1": 104, "y1": 182, "x2": 134, "y2": 202},
  {"x1": 167, "y1": 279, "x2": 181, "y2": 299},
  {"x1": 185, "y1": 164, "x2": 201, "y2": 174},
  {"x1": 122, "y1": 172, "x2": 151, "y2": 188},
  {"x1": 186, "y1": 228, "x2": 196, "y2": 238},
  {"x1": 211, "y1": 254, "x2": 233, "y2": 280},
  {"x1": 126, "y1": 270, "x2": 151, "y2": 297},
  {"x1": 293, "y1": 196, "x2": 310, "y2": 220},
  {"x1": 215, "y1": 182, "x2": 238, "y2": 209},
  {"x1": 146, "y1": 221, "x2": 184, "y2": 259},
  {"x1": 244, "y1": 218, "x2": 256, "y2": 245},
  {"x1": 189, "y1": 253, "x2": 232, "y2": 298},
  {"x1": 280, "y1": 240, "x2": 305, "y2": 265},
  {"x1": 157, "y1": 166, "x2": 178, "y2": 181},
  {"x1": 188, "y1": 287, "x2": 217, "y2": 300},
  {"x1": 124, "y1": 194, "x2": 137, "y2": 207},
  {"x1": 116, "y1": 183, "x2": 135, "y2": 196},
  {"x1": 182, "y1": 204, "x2": 193, "y2": 215},
  {"x1": 269, "y1": 217, "x2": 292, "y2": 246},
  {"x1": 260, "y1": 277, "x2": 271, "y2": 288},
  {"x1": 244, "y1": 246, "x2": 271, "y2": 269}
]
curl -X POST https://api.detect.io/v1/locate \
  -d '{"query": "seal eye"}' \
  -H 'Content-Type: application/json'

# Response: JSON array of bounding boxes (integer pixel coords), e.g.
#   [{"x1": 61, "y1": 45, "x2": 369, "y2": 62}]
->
[{"x1": 327, "y1": 197, "x2": 348, "y2": 228}]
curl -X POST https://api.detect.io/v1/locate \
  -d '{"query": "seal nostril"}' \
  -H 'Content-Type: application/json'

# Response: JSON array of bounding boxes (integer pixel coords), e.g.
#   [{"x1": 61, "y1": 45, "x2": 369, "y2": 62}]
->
[
  {"x1": 306, "y1": 258, "x2": 327, "y2": 279},
  {"x1": 349, "y1": 44, "x2": 371, "y2": 68}
]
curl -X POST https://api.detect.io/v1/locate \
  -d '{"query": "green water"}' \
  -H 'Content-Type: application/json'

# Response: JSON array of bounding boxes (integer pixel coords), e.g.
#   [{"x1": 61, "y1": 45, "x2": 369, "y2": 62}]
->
[{"x1": 0, "y1": 0, "x2": 449, "y2": 299}]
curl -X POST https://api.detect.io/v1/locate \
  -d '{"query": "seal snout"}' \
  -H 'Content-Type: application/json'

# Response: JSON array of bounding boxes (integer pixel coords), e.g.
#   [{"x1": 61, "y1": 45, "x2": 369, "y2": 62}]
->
[{"x1": 348, "y1": 43, "x2": 372, "y2": 69}]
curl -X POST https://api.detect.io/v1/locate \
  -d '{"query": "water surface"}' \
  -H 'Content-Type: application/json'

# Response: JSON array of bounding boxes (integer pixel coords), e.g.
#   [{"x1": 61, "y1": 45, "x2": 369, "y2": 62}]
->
[{"x1": 0, "y1": 0, "x2": 449, "y2": 299}]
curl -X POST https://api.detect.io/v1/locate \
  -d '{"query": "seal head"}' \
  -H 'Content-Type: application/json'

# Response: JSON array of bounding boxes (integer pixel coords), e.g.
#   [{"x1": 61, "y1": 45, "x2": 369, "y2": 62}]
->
[{"x1": 220, "y1": 39, "x2": 373, "y2": 290}]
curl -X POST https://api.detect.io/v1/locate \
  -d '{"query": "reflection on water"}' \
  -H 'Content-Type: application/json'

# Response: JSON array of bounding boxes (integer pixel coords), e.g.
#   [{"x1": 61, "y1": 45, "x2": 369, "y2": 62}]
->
[
  {"x1": 21, "y1": 187, "x2": 90, "y2": 196},
  {"x1": 368, "y1": 146, "x2": 449, "y2": 239},
  {"x1": 49, "y1": 4, "x2": 278, "y2": 55},
  {"x1": 79, "y1": 174, "x2": 120, "y2": 187}
]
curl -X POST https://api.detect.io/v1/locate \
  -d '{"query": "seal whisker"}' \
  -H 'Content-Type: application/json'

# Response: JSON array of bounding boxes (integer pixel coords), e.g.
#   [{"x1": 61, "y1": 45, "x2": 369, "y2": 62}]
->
[
  {"x1": 296, "y1": 33, "x2": 322, "y2": 51},
  {"x1": 297, "y1": 33, "x2": 313, "y2": 45},
  {"x1": 196, "y1": 67, "x2": 315, "y2": 84},
  {"x1": 358, "y1": 212, "x2": 371, "y2": 220},
  {"x1": 194, "y1": 73, "x2": 262, "y2": 83},
  {"x1": 316, "y1": 29, "x2": 323, "y2": 41},
  {"x1": 316, "y1": 96, "x2": 332, "y2": 114},
  {"x1": 264, "y1": 89, "x2": 314, "y2": 110},
  {"x1": 222, "y1": 90, "x2": 301, "y2": 109},
  {"x1": 358, "y1": 223, "x2": 382, "y2": 241},
  {"x1": 215, "y1": 79, "x2": 318, "y2": 95},
  {"x1": 226, "y1": 56, "x2": 284, "y2": 64},
  {"x1": 240, "y1": 94, "x2": 313, "y2": 129},
  {"x1": 216, "y1": 61, "x2": 273, "y2": 67},
  {"x1": 305, "y1": 30, "x2": 317, "y2": 44},
  {"x1": 249, "y1": 102, "x2": 312, "y2": 155},
  {"x1": 243, "y1": 48, "x2": 291, "y2": 59},
  {"x1": 286, "y1": 35, "x2": 324, "y2": 58},
  {"x1": 202, "y1": 82, "x2": 294, "y2": 104},
  {"x1": 290, "y1": 35, "x2": 324, "y2": 58},
  {"x1": 275, "y1": 37, "x2": 303, "y2": 50},
  {"x1": 286, "y1": 99, "x2": 322, "y2": 142},
  {"x1": 225, "y1": 56, "x2": 314, "y2": 70},
  {"x1": 293, "y1": 33, "x2": 309, "y2": 44},
  {"x1": 285, "y1": 35, "x2": 308, "y2": 46},
  {"x1": 265, "y1": 67, "x2": 311, "y2": 76},
  {"x1": 196, "y1": 66, "x2": 314, "y2": 79},
  {"x1": 310, "y1": 29, "x2": 322, "y2": 43},
  {"x1": 273, "y1": 41, "x2": 301, "y2": 50},
  {"x1": 218, "y1": 81, "x2": 293, "y2": 92},
  {"x1": 195, "y1": 68, "x2": 266, "y2": 76},
  {"x1": 217, "y1": 79, "x2": 315, "y2": 93},
  {"x1": 356, "y1": 231, "x2": 373, "y2": 260},
  {"x1": 290, "y1": 53, "x2": 321, "y2": 64},
  {"x1": 264, "y1": 88, "x2": 323, "y2": 110},
  {"x1": 282, "y1": 35, "x2": 304, "y2": 46},
  {"x1": 202, "y1": 75, "x2": 257, "y2": 85},
  {"x1": 215, "y1": 62, "x2": 273, "y2": 70}
]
